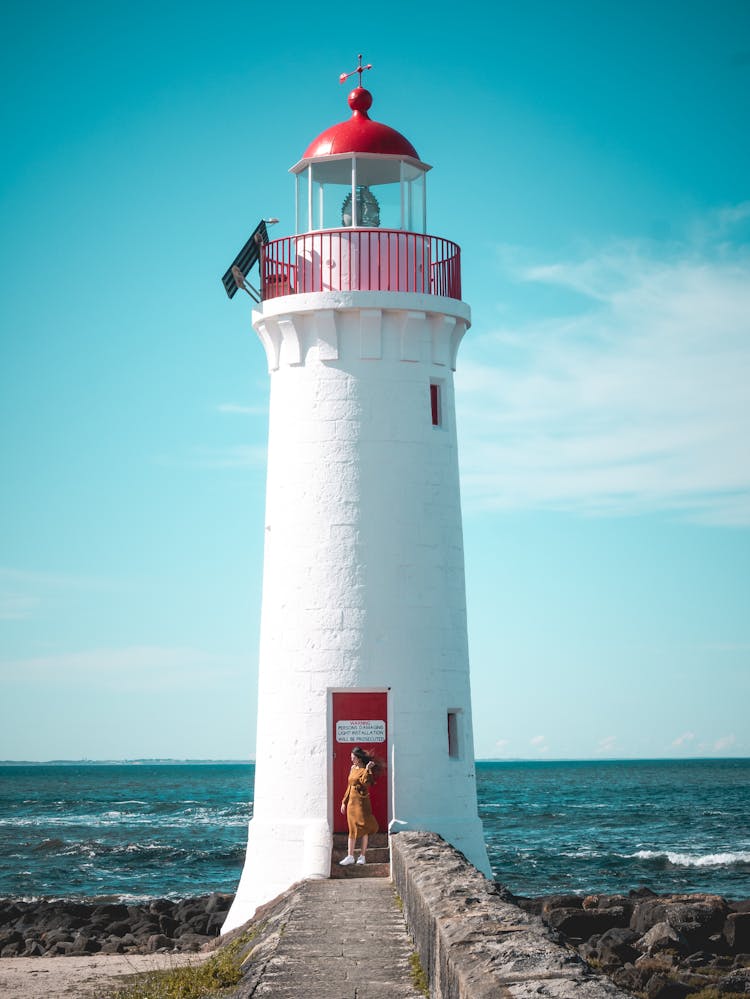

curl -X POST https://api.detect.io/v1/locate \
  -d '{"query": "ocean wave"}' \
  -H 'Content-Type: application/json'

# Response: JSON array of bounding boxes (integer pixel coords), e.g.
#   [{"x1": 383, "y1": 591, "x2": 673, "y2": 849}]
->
[
  {"x1": 632, "y1": 849, "x2": 750, "y2": 868},
  {"x1": 0, "y1": 806, "x2": 249, "y2": 829}
]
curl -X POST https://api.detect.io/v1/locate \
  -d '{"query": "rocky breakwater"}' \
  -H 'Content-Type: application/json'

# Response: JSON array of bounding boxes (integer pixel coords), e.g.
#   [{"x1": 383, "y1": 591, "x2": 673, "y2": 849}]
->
[
  {"x1": 0, "y1": 893, "x2": 233, "y2": 957},
  {"x1": 392, "y1": 831, "x2": 634, "y2": 998},
  {"x1": 522, "y1": 889, "x2": 750, "y2": 998}
]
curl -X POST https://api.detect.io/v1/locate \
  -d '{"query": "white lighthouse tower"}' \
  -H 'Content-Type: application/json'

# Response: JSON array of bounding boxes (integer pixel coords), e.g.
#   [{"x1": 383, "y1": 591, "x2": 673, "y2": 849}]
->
[{"x1": 222, "y1": 59, "x2": 490, "y2": 934}]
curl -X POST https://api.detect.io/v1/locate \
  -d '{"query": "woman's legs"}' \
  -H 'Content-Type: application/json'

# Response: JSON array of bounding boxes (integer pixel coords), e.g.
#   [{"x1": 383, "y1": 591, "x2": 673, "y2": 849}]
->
[{"x1": 356, "y1": 834, "x2": 368, "y2": 864}]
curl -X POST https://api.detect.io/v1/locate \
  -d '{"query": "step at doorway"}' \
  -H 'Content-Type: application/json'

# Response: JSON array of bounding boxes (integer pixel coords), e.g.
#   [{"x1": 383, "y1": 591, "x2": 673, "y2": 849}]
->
[{"x1": 330, "y1": 832, "x2": 390, "y2": 879}]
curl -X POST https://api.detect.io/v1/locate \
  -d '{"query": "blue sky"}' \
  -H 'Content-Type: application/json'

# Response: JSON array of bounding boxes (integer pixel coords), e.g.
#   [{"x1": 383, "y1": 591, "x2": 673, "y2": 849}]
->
[{"x1": 1, "y1": 0, "x2": 748, "y2": 761}]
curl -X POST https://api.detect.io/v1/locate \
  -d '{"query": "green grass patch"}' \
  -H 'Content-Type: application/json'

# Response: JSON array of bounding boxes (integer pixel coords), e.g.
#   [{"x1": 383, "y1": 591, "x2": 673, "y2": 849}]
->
[
  {"x1": 111, "y1": 929, "x2": 258, "y2": 999},
  {"x1": 409, "y1": 951, "x2": 429, "y2": 997},
  {"x1": 690, "y1": 991, "x2": 746, "y2": 999}
]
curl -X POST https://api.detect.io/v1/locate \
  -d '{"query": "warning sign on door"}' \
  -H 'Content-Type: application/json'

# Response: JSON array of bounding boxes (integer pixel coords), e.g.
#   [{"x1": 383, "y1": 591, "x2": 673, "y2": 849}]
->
[{"x1": 336, "y1": 719, "x2": 386, "y2": 743}]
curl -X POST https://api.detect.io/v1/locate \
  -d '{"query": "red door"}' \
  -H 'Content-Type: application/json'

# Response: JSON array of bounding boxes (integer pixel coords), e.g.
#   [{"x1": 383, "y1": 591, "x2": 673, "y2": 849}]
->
[{"x1": 332, "y1": 691, "x2": 388, "y2": 834}]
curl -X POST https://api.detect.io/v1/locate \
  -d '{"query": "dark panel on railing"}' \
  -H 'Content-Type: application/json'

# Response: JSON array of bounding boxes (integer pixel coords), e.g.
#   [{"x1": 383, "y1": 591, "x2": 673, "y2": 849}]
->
[
  {"x1": 260, "y1": 230, "x2": 462, "y2": 302},
  {"x1": 221, "y1": 220, "x2": 269, "y2": 299}
]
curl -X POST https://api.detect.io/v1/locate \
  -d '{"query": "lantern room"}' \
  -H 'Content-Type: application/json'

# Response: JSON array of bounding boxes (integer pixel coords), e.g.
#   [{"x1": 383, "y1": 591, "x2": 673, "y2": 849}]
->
[
  {"x1": 290, "y1": 84, "x2": 430, "y2": 234},
  {"x1": 255, "y1": 59, "x2": 462, "y2": 303}
]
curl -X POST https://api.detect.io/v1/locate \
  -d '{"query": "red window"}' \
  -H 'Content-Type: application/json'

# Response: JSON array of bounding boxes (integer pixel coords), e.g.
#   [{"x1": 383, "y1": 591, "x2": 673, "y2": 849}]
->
[{"x1": 430, "y1": 383, "x2": 441, "y2": 426}]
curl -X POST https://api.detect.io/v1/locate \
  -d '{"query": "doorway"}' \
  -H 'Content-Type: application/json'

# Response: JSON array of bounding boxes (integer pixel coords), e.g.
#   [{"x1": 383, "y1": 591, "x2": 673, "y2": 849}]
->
[{"x1": 331, "y1": 691, "x2": 388, "y2": 834}]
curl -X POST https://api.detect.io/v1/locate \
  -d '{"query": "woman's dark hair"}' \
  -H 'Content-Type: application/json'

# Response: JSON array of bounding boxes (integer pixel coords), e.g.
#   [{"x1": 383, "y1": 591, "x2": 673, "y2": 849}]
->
[{"x1": 351, "y1": 746, "x2": 383, "y2": 783}]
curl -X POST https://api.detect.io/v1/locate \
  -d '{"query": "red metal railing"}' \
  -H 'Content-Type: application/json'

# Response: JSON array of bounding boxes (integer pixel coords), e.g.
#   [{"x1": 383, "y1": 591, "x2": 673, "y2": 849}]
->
[{"x1": 260, "y1": 230, "x2": 462, "y2": 301}]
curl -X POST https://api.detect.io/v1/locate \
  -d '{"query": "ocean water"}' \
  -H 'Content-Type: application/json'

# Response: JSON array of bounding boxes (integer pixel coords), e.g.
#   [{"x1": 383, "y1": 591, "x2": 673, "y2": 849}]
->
[{"x1": 0, "y1": 759, "x2": 748, "y2": 901}]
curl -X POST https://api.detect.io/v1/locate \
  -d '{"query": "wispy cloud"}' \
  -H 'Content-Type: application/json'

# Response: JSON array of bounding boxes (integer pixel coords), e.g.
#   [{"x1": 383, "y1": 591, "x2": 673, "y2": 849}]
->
[
  {"x1": 155, "y1": 445, "x2": 267, "y2": 470},
  {"x1": 598, "y1": 735, "x2": 617, "y2": 753},
  {"x1": 457, "y1": 207, "x2": 750, "y2": 525},
  {"x1": 0, "y1": 568, "x2": 113, "y2": 622},
  {"x1": 0, "y1": 593, "x2": 38, "y2": 621},
  {"x1": 1, "y1": 645, "x2": 245, "y2": 691},
  {"x1": 217, "y1": 403, "x2": 268, "y2": 416},
  {"x1": 714, "y1": 734, "x2": 737, "y2": 752},
  {"x1": 672, "y1": 732, "x2": 696, "y2": 748}
]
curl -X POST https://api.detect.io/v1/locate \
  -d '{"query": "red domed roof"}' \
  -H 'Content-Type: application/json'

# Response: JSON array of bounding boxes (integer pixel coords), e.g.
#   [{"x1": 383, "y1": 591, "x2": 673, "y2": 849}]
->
[{"x1": 302, "y1": 86, "x2": 419, "y2": 160}]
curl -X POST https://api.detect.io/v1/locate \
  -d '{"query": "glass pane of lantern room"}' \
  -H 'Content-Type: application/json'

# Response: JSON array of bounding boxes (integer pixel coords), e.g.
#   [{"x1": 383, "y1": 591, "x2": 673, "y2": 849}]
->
[
  {"x1": 296, "y1": 166, "x2": 310, "y2": 233},
  {"x1": 353, "y1": 158, "x2": 403, "y2": 230},
  {"x1": 405, "y1": 166, "x2": 425, "y2": 233},
  {"x1": 309, "y1": 159, "x2": 354, "y2": 230},
  {"x1": 365, "y1": 183, "x2": 400, "y2": 229}
]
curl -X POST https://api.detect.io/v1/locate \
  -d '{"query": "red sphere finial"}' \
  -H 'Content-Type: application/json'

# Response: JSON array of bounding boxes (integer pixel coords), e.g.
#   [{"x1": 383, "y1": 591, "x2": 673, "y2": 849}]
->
[{"x1": 348, "y1": 86, "x2": 373, "y2": 115}]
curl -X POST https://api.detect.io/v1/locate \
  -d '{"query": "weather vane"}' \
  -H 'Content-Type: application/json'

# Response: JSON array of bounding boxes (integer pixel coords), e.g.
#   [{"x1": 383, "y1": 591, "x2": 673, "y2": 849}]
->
[{"x1": 339, "y1": 54, "x2": 372, "y2": 86}]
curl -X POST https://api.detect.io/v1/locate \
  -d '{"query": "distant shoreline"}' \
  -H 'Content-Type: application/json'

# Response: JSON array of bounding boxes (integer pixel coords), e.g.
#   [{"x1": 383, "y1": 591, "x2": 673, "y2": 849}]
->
[{"x1": 1, "y1": 756, "x2": 748, "y2": 765}]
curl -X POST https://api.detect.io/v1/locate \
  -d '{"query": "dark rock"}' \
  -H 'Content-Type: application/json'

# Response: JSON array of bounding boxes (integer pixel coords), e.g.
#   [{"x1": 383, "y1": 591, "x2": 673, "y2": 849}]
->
[
  {"x1": 717, "y1": 967, "x2": 750, "y2": 993},
  {"x1": 91, "y1": 903, "x2": 129, "y2": 926},
  {"x1": 637, "y1": 921, "x2": 690, "y2": 956},
  {"x1": 148, "y1": 899, "x2": 174, "y2": 915},
  {"x1": 158, "y1": 915, "x2": 178, "y2": 936},
  {"x1": 129, "y1": 917, "x2": 160, "y2": 937},
  {"x1": 23, "y1": 939, "x2": 44, "y2": 957},
  {"x1": 40, "y1": 928, "x2": 73, "y2": 948},
  {"x1": 176, "y1": 932, "x2": 209, "y2": 951},
  {"x1": 643, "y1": 973, "x2": 691, "y2": 999},
  {"x1": 146, "y1": 933, "x2": 174, "y2": 952},
  {"x1": 70, "y1": 933, "x2": 101, "y2": 955},
  {"x1": 1, "y1": 941, "x2": 24, "y2": 957},
  {"x1": 100, "y1": 918, "x2": 128, "y2": 936},
  {"x1": 204, "y1": 892, "x2": 232, "y2": 914},
  {"x1": 636, "y1": 954, "x2": 680, "y2": 974},
  {"x1": 631, "y1": 894, "x2": 728, "y2": 949},
  {"x1": 100, "y1": 939, "x2": 126, "y2": 954},
  {"x1": 33, "y1": 838, "x2": 66, "y2": 851},
  {"x1": 206, "y1": 912, "x2": 225, "y2": 935},
  {"x1": 545, "y1": 905, "x2": 630, "y2": 938},
  {"x1": 0, "y1": 930, "x2": 24, "y2": 950},
  {"x1": 514, "y1": 895, "x2": 544, "y2": 916},
  {"x1": 609, "y1": 963, "x2": 642, "y2": 991},
  {"x1": 596, "y1": 927, "x2": 640, "y2": 967},
  {"x1": 680, "y1": 971, "x2": 715, "y2": 989},
  {"x1": 44, "y1": 941, "x2": 70, "y2": 955},
  {"x1": 579, "y1": 939, "x2": 599, "y2": 963},
  {"x1": 726, "y1": 913, "x2": 750, "y2": 953},
  {"x1": 685, "y1": 950, "x2": 714, "y2": 967},
  {"x1": 630, "y1": 887, "x2": 659, "y2": 899},
  {"x1": 583, "y1": 894, "x2": 635, "y2": 918},
  {"x1": 540, "y1": 894, "x2": 584, "y2": 915}
]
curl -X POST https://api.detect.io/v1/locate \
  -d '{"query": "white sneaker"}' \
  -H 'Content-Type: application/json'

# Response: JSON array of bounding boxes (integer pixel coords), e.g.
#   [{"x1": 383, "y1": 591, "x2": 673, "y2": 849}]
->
[
  {"x1": 356, "y1": 855, "x2": 366, "y2": 865},
  {"x1": 339, "y1": 855, "x2": 355, "y2": 866}
]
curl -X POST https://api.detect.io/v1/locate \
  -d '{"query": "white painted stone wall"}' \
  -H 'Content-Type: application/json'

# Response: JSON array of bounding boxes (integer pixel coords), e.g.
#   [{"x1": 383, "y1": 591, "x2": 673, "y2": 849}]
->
[{"x1": 223, "y1": 290, "x2": 490, "y2": 933}]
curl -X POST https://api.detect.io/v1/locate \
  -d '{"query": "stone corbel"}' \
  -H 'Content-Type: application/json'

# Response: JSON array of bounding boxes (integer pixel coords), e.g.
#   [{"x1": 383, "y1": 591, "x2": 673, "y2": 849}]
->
[
  {"x1": 429, "y1": 314, "x2": 455, "y2": 367},
  {"x1": 401, "y1": 311, "x2": 426, "y2": 363}
]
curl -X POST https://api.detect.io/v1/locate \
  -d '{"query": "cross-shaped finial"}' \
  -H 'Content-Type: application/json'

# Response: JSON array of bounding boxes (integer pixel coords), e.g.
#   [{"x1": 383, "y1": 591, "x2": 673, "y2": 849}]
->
[{"x1": 339, "y1": 54, "x2": 372, "y2": 86}]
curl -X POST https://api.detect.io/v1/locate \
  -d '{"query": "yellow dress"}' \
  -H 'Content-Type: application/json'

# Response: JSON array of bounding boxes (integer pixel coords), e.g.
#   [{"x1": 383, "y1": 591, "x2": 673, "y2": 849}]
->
[{"x1": 342, "y1": 765, "x2": 379, "y2": 838}]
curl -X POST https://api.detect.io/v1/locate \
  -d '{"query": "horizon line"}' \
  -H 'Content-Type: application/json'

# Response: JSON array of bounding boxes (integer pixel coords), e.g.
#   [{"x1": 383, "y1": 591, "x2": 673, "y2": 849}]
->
[{"x1": 1, "y1": 755, "x2": 748, "y2": 765}]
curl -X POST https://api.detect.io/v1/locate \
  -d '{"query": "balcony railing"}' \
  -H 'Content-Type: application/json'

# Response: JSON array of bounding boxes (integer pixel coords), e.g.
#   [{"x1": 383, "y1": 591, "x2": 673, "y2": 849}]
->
[{"x1": 260, "y1": 230, "x2": 462, "y2": 302}]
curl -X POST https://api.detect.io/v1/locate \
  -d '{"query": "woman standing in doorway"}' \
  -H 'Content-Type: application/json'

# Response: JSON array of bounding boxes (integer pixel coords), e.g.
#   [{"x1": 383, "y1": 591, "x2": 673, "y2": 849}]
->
[{"x1": 339, "y1": 746, "x2": 379, "y2": 865}]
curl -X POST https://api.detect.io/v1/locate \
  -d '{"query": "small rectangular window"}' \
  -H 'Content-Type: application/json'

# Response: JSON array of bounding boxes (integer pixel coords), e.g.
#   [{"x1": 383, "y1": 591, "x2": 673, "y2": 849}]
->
[
  {"x1": 447, "y1": 710, "x2": 460, "y2": 759},
  {"x1": 430, "y1": 383, "x2": 441, "y2": 426}
]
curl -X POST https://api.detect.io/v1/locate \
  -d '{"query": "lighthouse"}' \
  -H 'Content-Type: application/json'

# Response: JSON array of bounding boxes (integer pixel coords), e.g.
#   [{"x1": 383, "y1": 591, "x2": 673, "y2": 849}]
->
[{"x1": 222, "y1": 59, "x2": 490, "y2": 934}]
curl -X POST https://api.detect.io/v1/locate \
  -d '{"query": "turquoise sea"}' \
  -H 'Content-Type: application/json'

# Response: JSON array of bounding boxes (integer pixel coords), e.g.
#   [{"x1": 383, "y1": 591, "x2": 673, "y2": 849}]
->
[{"x1": 0, "y1": 759, "x2": 747, "y2": 901}]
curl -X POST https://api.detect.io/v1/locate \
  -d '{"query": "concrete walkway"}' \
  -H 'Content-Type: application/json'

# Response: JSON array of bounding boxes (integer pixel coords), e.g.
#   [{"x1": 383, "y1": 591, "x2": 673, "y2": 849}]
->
[{"x1": 250, "y1": 878, "x2": 424, "y2": 999}]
